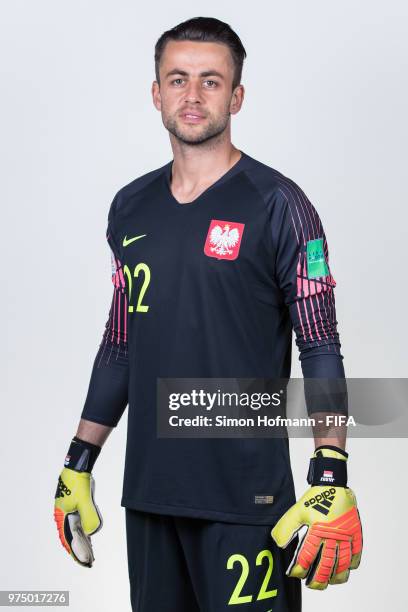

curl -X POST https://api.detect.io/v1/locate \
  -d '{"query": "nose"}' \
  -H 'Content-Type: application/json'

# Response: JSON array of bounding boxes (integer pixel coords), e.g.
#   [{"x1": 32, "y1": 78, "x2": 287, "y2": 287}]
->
[{"x1": 184, "y1": 79, "x2": 202, "y2": 104}]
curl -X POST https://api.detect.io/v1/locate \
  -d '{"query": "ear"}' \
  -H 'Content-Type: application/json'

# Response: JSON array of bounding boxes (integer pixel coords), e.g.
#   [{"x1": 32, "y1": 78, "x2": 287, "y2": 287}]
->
[
  {"x1": 152, "y1": 81, "x2": 162, "y2": 111},
  {"x1": 230, "y1": 84, "x2": 245, "y2": 115}
]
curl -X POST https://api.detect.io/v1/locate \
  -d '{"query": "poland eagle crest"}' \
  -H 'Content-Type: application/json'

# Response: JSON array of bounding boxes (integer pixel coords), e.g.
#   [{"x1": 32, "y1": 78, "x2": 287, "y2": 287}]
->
[{"x1": 204, "y1": 219, "x2": 245, "y2": 260}]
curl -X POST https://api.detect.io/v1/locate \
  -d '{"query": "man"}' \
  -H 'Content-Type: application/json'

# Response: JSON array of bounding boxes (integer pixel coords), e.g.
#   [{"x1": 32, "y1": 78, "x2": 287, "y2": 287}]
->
[{"x1": 54, "y1": 17, "x2": 362, "y2": 611}]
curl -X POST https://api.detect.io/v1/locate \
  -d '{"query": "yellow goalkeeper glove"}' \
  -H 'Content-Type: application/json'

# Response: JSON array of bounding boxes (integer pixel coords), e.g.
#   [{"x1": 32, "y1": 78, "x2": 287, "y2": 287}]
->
[
  {"x1": 54, "y1": 437, "x2": 103, "y2": 567},
  {"x1": 271, "y1": 446, "x2": 362, "y2": 590}
]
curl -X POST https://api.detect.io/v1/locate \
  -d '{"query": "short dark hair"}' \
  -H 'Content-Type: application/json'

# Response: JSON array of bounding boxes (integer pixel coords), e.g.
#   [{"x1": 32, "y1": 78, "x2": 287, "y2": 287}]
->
[{"x1": 154, "y1": 17, "x2": 247, "y2": 90}]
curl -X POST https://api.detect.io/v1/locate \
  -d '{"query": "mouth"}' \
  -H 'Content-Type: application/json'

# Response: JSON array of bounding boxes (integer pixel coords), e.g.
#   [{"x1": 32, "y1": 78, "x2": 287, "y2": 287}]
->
[{"x1": 180, "y1": 112, "x2": 206, "y2": 124}]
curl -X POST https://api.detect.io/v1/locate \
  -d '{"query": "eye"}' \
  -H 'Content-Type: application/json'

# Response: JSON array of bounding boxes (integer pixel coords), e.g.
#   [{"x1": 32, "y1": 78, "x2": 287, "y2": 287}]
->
[
  {"x1": 204, "y1": 80, "x2": 218, "y2": 88},
  {"x1": 171, "y1": 78, "x2": 185, "y2": 86}
]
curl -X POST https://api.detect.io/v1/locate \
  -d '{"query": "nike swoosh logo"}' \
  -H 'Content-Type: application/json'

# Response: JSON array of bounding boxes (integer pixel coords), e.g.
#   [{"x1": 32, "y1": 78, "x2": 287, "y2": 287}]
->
[{"x1": 123, "y1": 234, "x2": 146, "y2": 247}]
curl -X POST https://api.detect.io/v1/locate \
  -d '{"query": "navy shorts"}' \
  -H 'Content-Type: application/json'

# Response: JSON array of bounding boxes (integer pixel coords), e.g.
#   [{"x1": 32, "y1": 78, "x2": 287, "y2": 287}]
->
[{"x1": 125, "y1": 509, "x2": 301, "y2": 611}]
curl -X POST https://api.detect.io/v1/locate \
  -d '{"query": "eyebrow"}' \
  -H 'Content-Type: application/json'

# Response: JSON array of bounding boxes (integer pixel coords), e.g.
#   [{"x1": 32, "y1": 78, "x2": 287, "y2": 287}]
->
[{"x1": 165, "y1": 68, "x2": 225, "y2": 80}]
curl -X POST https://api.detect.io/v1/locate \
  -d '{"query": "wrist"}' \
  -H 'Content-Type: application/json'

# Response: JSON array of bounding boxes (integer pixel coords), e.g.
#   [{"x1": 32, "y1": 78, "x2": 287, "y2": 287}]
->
[
  {"x1": 314, "y1": 445, "x2": 348, "y2": 460},
  {"x1": 63, "y1": 436, "x2": 101, "y2": 473},
  {"x1": 307, "y1": 445, "x2": 348, "y2": 487}
]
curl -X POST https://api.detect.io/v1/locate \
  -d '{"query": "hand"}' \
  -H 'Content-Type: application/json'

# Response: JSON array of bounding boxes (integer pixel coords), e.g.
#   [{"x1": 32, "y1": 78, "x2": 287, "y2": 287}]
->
[
  {"x1": 271, "y1": 446, "x2": 362, "y2": 590},
  {"x1": 54, "y1": 437, "x2": 102, "y2": 567}
]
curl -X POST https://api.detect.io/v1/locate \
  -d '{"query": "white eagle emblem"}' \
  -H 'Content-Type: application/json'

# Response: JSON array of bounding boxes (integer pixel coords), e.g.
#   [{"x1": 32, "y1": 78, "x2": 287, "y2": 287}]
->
[{"x1": 209, "y1": 224, "x2": 240, "y2": 256}]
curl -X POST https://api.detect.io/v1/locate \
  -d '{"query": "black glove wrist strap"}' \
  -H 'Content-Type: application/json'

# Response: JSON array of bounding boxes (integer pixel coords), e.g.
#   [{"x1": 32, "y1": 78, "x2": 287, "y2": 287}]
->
[
  {"x1": 64, "y1": 436, "x2": 101, "y2": 472},
  {"x1": 307, "y1": 456, "x2": 348, "y2": 487}
]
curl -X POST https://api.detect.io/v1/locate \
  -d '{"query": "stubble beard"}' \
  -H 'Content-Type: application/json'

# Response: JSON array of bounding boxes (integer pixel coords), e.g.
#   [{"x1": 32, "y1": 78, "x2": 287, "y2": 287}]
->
[{"x1": 162, "y1": 107, "x2": 231, "y2": 146}]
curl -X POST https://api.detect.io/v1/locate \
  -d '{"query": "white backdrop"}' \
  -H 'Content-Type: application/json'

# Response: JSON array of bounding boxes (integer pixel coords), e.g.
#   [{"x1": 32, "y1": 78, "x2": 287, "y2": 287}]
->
[{"x1": 1, "y1": 1, "x2": 407, "y2": 610}]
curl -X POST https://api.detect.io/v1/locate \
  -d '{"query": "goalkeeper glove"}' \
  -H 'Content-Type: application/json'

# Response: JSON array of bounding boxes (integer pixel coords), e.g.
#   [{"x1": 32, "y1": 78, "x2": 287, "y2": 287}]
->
[
  {"x1": 54, "y1": 436, "x2": 103, "y2": 567},
  {"x1": 271, "y1": 446, "x2": 362, "y2": 590}
]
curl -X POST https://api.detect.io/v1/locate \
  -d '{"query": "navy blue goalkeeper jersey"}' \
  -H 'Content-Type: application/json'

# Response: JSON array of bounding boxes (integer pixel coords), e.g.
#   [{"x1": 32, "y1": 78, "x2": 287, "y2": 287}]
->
[{"x1": 81, "y1": 151, "x2": 344, "y2": 524}]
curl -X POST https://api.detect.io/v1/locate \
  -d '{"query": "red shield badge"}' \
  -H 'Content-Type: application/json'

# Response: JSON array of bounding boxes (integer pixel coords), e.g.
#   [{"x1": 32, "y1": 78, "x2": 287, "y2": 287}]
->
[{"x1": 204, "y1": 219, "x2": 245, "y2": 261}]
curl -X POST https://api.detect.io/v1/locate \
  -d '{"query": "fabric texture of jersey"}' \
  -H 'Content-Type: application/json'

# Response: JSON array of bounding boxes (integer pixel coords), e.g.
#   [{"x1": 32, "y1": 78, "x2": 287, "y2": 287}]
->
[{"x1": 81, "y1": 151, "x2": 344, "y2": 524}]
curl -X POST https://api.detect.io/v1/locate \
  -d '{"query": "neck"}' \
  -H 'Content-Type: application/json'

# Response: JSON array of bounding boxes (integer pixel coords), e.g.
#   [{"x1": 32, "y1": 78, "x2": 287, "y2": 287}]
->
[{"x1": 169, "y1": 132, "x2": 241, "y2": 195}]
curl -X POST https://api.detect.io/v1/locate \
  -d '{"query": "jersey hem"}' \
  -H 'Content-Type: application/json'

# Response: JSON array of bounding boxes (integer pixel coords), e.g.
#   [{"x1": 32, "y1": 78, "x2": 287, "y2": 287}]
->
[
  {"x1": 80, "y1": 413, "x2": 118, "y2": 427},
  {"x1": 121, "y1": 498, "x2": 281, "y2": 525}
]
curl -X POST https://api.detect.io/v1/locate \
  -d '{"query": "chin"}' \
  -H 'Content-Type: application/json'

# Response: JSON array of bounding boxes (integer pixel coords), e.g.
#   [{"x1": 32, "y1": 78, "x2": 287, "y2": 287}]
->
[{"x1": 176, "y1": 128, "x2": 209, "y2": 144}]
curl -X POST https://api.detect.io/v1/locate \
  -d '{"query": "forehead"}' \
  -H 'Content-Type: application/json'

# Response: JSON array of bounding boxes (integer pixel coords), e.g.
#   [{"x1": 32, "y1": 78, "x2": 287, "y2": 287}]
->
[{"x1": 159, "y1": 40, "x2": 234, "y2": 74}]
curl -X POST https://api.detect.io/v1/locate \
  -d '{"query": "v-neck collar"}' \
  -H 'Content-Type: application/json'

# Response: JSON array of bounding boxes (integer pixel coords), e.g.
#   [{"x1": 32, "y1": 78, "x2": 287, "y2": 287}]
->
[{"x1": 163, "y1": 150, "x2": 249, "y2": 208}]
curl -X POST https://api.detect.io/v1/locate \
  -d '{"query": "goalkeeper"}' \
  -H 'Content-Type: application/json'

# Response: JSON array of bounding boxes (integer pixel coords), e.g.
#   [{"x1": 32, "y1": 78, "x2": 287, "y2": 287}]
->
[{"x1": 54, "y1": 16, "x2": 362, "y2": 611}]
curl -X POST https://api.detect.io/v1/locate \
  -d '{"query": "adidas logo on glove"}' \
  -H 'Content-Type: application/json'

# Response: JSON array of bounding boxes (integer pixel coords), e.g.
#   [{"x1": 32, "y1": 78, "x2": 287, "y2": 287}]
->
[{"x1": 304, "y1": 488, "x2": 336, "y2": 509}]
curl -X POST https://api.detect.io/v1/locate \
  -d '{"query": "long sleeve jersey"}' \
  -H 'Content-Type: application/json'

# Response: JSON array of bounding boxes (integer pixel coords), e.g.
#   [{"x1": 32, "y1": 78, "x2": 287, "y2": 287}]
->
[{"x1": 81, "y1": 151, "x2": 344, "y2": 523}]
